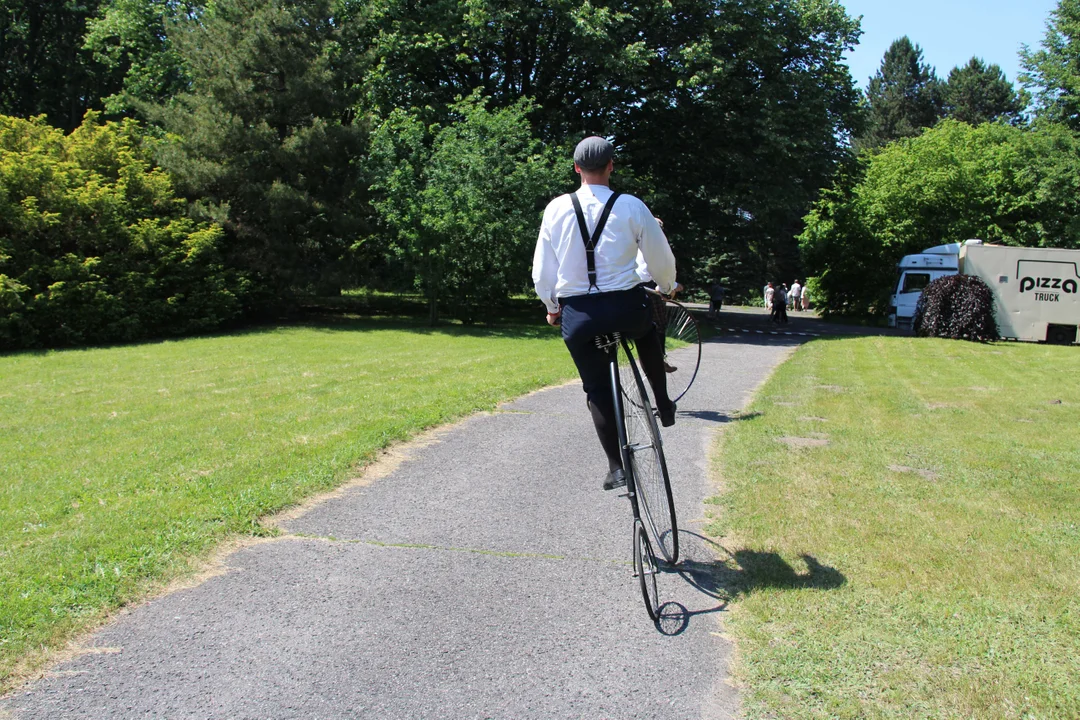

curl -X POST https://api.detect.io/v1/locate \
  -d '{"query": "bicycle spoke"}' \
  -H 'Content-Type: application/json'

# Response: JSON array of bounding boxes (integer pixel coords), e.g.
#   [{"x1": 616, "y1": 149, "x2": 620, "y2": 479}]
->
[
  {"x1": 621, "y1": 342, "x2": 679, "y2": 564},
  {"x1": 662, "y1": 300, "x2": 701, "y2": 403}
]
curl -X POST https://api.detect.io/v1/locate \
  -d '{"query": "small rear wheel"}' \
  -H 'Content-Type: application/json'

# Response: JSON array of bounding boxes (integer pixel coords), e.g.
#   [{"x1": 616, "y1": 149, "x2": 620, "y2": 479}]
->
[{"x1": 634, "y1": 521, "x2": 660, "y2": 622}]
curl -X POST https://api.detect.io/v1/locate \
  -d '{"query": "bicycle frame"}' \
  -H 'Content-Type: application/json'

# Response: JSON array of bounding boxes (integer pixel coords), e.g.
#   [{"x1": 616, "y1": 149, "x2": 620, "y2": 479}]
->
[{"x1": 600, "y1": 333, "x2": 643, "y2": 522}]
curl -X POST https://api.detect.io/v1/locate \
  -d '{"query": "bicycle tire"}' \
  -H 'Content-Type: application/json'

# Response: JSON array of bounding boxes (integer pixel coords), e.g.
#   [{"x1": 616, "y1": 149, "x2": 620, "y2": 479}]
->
[
  {"x1": 621, "y1": 341, "x2": 679, "y2": 564},
  {"x1": 634, "y1": 521, "x2": 661, "y2": 622},
  {"x1": 661, "y1": 299, "x2": 701, "y2": 403}
]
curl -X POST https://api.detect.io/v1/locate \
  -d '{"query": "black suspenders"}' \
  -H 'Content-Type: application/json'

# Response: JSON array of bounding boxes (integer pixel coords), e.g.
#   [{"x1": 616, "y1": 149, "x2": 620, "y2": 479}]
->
[{"x1": 569, "y1": 191, "x2": 621, "y2": 293}]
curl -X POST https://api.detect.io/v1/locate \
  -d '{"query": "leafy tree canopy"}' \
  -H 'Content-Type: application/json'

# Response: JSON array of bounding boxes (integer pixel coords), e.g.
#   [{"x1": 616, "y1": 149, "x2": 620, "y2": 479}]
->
[
  {"x1": 3, "y1": 0, "x2": 866, "y2": 327},
  {"x1": 801, "y1": 120, "x2": 1080, "y2": 315},
  {"x1": 352, "y1": 0, "x2": 864, "y2": 302},
  {"x1": 0, "y1": 0, "x2": 117, "y2": 130},
  {"x1": 1021, "y1": 0, "x2": 1080, "y2": 129},
  {"x1": 368, "y1": 93, "x2": 563, "y2": 323},
  {"x1": 84, "y1": 0, "x2": 200, "y2": 114}
]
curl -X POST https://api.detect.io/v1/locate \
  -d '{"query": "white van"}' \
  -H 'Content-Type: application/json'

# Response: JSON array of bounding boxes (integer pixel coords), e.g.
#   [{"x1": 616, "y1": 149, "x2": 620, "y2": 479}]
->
[{"x1": 887, "y1": 243, "x2": 960, "y2": 329}]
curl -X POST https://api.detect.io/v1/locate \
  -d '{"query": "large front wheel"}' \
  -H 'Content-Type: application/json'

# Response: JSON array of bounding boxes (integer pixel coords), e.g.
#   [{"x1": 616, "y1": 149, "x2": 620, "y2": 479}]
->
[{"x1": 622, "y1": 342, "x2": 679, "y2": 564}]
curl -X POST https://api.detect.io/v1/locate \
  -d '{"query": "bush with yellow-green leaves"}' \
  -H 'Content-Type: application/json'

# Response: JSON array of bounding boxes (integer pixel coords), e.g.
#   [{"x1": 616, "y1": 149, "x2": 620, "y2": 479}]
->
[{"x1": 0, "y1": 113, "x2": 248, "y2": 350}]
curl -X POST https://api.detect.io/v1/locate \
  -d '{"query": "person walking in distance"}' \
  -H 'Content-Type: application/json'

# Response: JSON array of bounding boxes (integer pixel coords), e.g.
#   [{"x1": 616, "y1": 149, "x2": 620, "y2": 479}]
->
[
  {"x1": 532, "y1": 136, "x2": 679, "y2": 491},
  {"x1": 772, "y1": 283, "x2": 787, "y2": 323},
  {"x1": 765, "y1": 282, "x2": 775, "y2": 313},
  {"x1": 790, "y1": 279, "x2": 802, "y2": 312}
]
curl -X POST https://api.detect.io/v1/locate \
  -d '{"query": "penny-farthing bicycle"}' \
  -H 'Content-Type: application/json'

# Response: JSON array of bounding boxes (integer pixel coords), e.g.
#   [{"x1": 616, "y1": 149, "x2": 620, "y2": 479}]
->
[{"x1": 596, "y1": 332, "x2": 679, "y2": 621}]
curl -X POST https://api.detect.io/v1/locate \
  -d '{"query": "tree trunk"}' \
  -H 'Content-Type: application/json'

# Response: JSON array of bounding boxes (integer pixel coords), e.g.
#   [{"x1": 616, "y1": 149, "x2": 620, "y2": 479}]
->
[{"x1": 428, "y1": 295, "x2": 438, "y2": 326}]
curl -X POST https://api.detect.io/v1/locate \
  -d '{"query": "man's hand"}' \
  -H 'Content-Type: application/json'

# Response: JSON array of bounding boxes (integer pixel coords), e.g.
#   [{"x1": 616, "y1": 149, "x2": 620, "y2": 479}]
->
[
  {"x1": 546, "y1": 309, "x2": 562, "y2": 326},
  {"x1": 664, "y1": 282, "x2": 683, "y2": 300}
]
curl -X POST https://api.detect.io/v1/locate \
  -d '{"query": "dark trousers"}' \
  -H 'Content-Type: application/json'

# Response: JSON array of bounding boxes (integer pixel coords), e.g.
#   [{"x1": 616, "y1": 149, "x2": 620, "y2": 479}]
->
[
  {"x1": 560, "y1": 287, "x2": 672, "y2": 473},
  {"x1": 640, "y1": 281, "x2": 668, "y2": 357}
]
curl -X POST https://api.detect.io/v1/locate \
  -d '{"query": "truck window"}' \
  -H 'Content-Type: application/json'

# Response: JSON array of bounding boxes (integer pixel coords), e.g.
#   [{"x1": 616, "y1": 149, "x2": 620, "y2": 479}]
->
[{"x1": 901, "y1": 273, "x2": 931, "y2": 293}]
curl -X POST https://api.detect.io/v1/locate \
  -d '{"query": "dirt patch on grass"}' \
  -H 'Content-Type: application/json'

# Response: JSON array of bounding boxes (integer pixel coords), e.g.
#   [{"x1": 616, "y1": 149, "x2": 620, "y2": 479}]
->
[
  {"x1": 888, "y1": 465, "x2": 939, "y2": 481},
  {"x1": 778, "y1": 436, "x2": 830, "y2": 449},
  {"x1": 816, "y1": 385, "x2": 845, "y2": 393}
]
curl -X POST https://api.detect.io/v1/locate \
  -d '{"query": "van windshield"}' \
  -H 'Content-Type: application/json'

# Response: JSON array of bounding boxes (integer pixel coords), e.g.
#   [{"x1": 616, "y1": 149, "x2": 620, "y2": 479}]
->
[{"x1": 901, "y1": 273, "x2": 931, "y2": 293}]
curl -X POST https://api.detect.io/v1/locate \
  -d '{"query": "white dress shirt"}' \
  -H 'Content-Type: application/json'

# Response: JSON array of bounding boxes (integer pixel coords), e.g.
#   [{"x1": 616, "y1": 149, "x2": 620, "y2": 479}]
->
[{"x1": 532, "y1": 185, "x2": 676, "y2": 314}]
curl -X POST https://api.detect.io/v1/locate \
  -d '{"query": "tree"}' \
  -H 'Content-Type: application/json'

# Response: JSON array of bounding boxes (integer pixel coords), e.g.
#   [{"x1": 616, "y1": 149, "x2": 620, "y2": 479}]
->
[
  {"x1": 858, "y1": 37, "x2": 942, "y2": 149},
  {"x1": 149, "y1": 0, "x2": 368, "y2": 297},
  {"x1": 801, "y1": 120, "x2": 1080, "y2": 315},
  {"x1": 349, "y1": 0, "x2": 864, "y2": 302},
  {"x1": 369, "y1": 94, "x2": 563, "y2": 324},
  {"x1": 1020, "y1": 0, "x2": 1080, "y2": 129},
  {"x1": 0, "y1": 0, "x2": 117, "y2": 130},
  {"x1": 943, "y1": 58, "x2": 1025, "y2": 125},
  {"x1": 83, "y1": 0, "x2": 200, "y2": 114},
  {"x1": 621, "y1": 0, "x2": 864, "y2": 300},
  {"x1": 347, "y1": 0, "x2": 658, "y2": 142}
]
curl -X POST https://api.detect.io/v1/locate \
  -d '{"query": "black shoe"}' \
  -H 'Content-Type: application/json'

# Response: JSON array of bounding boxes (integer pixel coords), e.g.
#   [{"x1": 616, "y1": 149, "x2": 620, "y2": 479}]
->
[
  {"x1": 658, "y1": 401, "x2": 677, "y2": 427},
  {"x1": 603, "y1": 468, "x2": 627, "y2": 491}
]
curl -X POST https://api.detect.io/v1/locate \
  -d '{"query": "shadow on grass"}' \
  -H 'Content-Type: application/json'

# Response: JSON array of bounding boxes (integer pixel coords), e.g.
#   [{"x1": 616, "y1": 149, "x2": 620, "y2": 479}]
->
[
  {"x1": 0, "y1": 299, "x2": 562, "y2": 359},
  {"x1": 679, "y1": 410, "x2": 761, "y2": 424},
  {"x1": 654, "y1": 531, "x2": 845, "y2": 637},
  {"x1": 292, "y1": 313, "x2": 560, "y2": 342}
]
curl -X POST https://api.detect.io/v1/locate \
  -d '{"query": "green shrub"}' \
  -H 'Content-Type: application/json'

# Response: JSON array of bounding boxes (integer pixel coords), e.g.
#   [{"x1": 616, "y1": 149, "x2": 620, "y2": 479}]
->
[
  {"x1": 0, "y1": 113, "x2": 249, "y2": 350},
  {"x1": 914, "y1": 274, "x2": 1000, "y2": 342}
]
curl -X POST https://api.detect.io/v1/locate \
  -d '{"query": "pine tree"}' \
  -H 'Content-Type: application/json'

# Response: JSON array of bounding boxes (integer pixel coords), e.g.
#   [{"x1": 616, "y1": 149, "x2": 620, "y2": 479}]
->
[
  {"x1": 150, "y1": 0, "x2": 367, "y2": 297},
  {"x1": 943, "y1": 58, "x2": 1025, "y2": 125},
  {"x1": 858, "y1": 37, "x2": 943, "y2": 149}
]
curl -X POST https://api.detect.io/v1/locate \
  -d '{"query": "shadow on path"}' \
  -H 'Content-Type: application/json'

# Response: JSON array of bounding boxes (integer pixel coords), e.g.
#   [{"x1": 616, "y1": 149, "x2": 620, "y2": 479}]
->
[{"x1": 654, "y1": 532, "x2": 846, "y2": 636}]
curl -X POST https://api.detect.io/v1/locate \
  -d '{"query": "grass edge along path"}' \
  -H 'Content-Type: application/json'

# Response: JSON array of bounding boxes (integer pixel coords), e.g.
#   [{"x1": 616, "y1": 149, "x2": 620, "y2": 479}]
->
[
  {"x1": 0, "y1": 319, "x2": 577, "y2": 694},
  {"x1": 706, "y1": 336, "x2": 1080, "y2": 719}
]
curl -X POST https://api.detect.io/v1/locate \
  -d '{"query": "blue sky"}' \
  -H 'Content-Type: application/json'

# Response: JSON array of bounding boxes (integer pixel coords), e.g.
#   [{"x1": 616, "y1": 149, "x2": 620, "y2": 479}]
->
[{"x1": 840, "y1": 0, "x2": 1059, "y2": 88}]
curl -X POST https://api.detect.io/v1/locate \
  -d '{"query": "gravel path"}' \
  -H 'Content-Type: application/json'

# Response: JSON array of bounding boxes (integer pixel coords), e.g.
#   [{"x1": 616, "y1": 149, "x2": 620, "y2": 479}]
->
[{"x1": 2, "y1": 331, "x2": 799, "y2": 720}]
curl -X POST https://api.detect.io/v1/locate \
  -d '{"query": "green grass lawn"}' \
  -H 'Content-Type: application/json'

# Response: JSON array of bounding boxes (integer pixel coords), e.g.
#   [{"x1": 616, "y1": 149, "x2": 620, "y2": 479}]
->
[
  {"x1": 0, "y1": 317, "x2": 575, "y2": 691},
  {"x1": 709, "y1": 337, "x2": 1080, "y2": 719}
]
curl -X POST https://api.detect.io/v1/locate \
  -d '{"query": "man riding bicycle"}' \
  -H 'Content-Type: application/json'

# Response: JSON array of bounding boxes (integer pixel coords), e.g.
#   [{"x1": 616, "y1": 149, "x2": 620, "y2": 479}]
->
[{"x1": 532, "y1": 136, "x2": 680, "y2": 490}]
